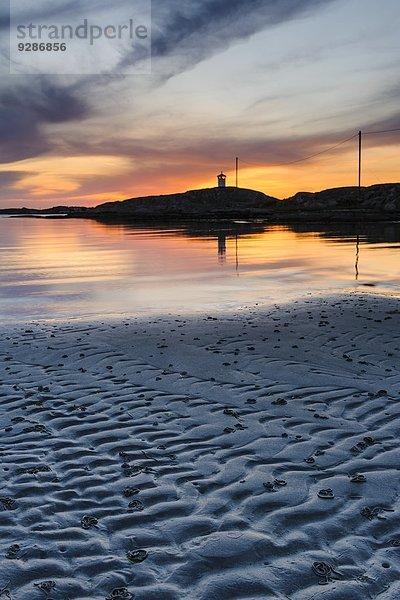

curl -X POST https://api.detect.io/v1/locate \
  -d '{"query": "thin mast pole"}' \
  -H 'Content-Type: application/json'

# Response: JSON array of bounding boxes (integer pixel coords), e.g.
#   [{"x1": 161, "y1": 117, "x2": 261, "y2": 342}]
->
[
  {"x1": 236, "y1": 157, "x2": 239, "y2": 188},
  {"x1": 358, "y1": 130, "x2": 362, "y2": 193}
]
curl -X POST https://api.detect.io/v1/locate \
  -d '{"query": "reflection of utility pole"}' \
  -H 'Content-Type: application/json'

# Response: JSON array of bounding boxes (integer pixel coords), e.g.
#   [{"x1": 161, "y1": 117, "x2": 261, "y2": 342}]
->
[
  {"x1": 355, "y1": 234, "x2": 360, "y2": 280},
  {"x1": 235, "y1": 234, "x2": 239, "y2": 275},
  {"x1": 218, "y1": 234, "x2": 226, "y2": 263},
  {"x1": 358, "y1": 131, "x2": 362, "y2": 200},
  {"x1": 216, "y1": 233, "x2": 240, "y2": 270}
]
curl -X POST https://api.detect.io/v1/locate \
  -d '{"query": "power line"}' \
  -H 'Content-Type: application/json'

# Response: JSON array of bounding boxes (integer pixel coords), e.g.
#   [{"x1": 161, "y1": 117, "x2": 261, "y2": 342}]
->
[
  {"x1": 239, "y1": 133, "x2": 358, "y2": 169},
  {"x1": 364, "y1": 127, "x2": 400, "y2": 135},
  {"x1": 229, "y1": 126, "x2": 399, "y2": 192}
]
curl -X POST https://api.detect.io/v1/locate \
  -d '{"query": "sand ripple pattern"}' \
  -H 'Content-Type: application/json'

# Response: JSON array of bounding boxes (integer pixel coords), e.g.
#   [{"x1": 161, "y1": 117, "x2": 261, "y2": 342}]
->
[{"x1": 0, "y1": 294, "x2": 399, "y2": 599}]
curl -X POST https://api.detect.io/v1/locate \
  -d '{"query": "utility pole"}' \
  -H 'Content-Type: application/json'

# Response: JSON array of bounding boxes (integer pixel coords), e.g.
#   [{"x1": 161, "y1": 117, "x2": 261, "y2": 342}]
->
[
  {"x1": 235, "y1": 157, "x2": 238, "y2": 188},
  {"x1": 358, "y1": 130, "x2": 362, "y2": 195}
]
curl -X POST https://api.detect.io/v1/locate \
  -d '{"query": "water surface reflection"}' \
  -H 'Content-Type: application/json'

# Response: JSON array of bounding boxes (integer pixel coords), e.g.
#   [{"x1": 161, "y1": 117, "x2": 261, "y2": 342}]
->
[{"x1": 0, "y1": 217, "x2": 398, "y2": 320}]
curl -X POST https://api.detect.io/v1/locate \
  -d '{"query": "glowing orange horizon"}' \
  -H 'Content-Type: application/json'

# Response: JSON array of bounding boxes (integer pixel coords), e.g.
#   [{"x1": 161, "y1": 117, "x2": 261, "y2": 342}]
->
[{"x1": 0, "y1": 142, "x2": 399, "y2": 208}]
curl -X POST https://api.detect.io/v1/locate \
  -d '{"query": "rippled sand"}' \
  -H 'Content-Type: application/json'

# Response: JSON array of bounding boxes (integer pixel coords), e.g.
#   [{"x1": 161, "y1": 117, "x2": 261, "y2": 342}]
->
[{"x1": 0, "y1": 293, "x2": 399, "y2": 599}]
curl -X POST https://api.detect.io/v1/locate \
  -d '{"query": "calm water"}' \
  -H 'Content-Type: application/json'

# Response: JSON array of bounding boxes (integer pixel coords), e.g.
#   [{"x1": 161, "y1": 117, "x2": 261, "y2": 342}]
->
[{"x1": 0, "y1": 217, "x2": 399, "y2": 321}]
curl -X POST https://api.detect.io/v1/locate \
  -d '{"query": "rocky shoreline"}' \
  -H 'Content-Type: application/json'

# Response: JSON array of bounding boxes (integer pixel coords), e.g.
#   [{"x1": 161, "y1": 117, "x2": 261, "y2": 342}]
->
[{"x1": 2, "y1": 183, "x2": 400, "y2": 222}]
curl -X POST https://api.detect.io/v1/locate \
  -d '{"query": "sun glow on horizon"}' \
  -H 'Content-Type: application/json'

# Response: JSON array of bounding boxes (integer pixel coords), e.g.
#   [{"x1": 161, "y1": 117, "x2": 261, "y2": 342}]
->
[{"x1": 1, "y1": 142, "x2": 399, "y2": 207}]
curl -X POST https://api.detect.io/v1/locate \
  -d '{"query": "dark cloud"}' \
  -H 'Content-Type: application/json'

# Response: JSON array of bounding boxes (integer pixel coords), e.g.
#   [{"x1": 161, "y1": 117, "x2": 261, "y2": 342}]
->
[
  {"x1": 0, "y1": 0, "x2": 114, "y2": 31},
  {"x1": 0, "y1": 2, "x2": 8, "y2": 30},
  {"x1": 0, "y1": 171, "x2": 31, "y2": 186},
  {"x1": 152, "y1": 0, "x2": 322, "y2": 51},
  {"x1": 0, "y1": 15, "x2": 8, "y2": 31},
  {"x1": 0, "y1": 0, "x2": 129, "y2": 164},
  {"x1": 144, "y1": 0, "x2": 335, "y2": 74},
  {"x1": 114, "y1": 0, "x2": 337, "y2": 74},
  {"x1": 362, "y1": 111, "x2": 400, "y2": 134},
  {"x1": 0, "y1": 104, "x2": 48, "y2": 163},
  {"x1": 57, "y1": 123, "x2": 352, "y2": 169},
  {"x1": 0, "y1": 79, "x2": 89, "y2": 162},
  {"x1": 1, "y1": 79, "x2": 88, "y2": 123},
  {"x1": 0, "y1": 171, "x2": 36, "y2": 209}
]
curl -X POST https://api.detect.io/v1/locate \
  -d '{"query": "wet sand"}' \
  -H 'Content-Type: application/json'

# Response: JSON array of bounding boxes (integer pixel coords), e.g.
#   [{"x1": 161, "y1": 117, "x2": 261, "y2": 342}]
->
[{"x1": 0, "y1": 293, "x2": 399, "y2": 599}]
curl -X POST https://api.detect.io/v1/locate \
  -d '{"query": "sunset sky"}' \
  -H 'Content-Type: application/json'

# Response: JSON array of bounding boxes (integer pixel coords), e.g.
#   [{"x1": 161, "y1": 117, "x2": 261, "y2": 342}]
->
[{"x1": 0, "y1": 0, "x2": 399, "y2": 208}]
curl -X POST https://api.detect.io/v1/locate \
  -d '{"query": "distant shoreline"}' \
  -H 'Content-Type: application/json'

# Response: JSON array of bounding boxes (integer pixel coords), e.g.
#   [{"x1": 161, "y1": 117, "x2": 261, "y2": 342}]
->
[
  {"x1": 2, "y1": 183, "x2": 400, "y2": 223},
  {"x1": 2, "y1": 211, "x2": 399, "y2": 224}
]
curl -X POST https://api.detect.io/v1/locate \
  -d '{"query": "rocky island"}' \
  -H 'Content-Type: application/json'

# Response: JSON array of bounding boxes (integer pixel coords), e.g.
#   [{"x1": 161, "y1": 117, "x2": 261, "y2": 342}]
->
[
  {"x1": 77, "y1": 183, "x2": 400, "y2": 222},
  {"x1": 2, "y1": 183, "x2": 400, "y2": 222}
]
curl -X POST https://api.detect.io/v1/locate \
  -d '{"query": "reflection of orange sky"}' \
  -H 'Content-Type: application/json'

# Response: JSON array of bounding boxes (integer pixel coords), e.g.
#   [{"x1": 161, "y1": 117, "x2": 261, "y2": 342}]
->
[
  {"x1": 4, "y1": 219, "x2": 133, "y2": 285},
  {"x1": 1, "y1": 143, "x2": 399, "y2": 206},
  {"x1": 222, "y1": 227, "x2": 400, "y2": 280},
  {"x1": 1, "y1": 220, "x2": 399, "y2": 297}
]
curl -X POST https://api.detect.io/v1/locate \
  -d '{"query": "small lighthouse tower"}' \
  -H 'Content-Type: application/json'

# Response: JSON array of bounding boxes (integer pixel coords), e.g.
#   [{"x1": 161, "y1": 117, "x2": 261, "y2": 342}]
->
[{"x1": 217, "y1": 172, "x2": 226, "y2": 188}]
